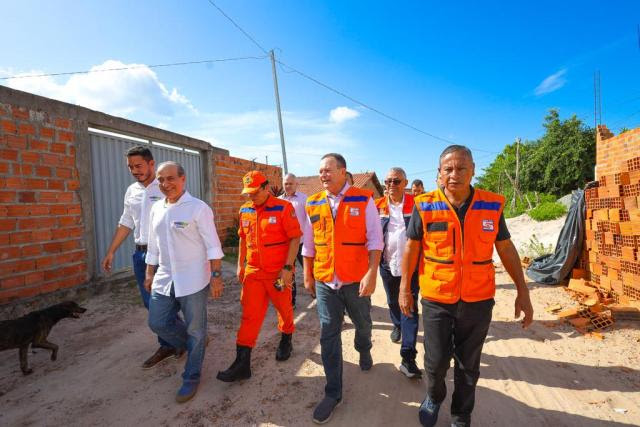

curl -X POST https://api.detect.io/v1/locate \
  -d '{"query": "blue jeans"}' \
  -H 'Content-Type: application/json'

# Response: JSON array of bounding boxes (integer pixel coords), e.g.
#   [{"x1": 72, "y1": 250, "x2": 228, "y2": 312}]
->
[
  {"x1": 132, "y1": 249, "x2": 174, "y2": 348},
  {"x1": 148, "y1": 284, "x2": 209, "y2": 384},
  {"x1": 379, "y1": 266, "x2": 420, "y2": 360},
  {"x1": 315, "y1": 282, "x2": 372, "y2": 401}
]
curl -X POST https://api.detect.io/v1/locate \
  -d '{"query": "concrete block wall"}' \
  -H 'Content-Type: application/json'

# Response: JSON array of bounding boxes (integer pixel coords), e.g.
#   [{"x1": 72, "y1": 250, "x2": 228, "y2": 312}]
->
[
  {"x1": 0, "y1": 102, "x2": 88, "y2": 304},
  {"x1": 211, "y1": 153, "x2": 282, "y2": 245}
]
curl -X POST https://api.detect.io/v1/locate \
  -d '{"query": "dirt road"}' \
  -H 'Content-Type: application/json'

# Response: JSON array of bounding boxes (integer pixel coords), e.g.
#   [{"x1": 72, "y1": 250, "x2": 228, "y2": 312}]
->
[{"x1": 1, "y1": 262, "x2": 639, "y2": 426}]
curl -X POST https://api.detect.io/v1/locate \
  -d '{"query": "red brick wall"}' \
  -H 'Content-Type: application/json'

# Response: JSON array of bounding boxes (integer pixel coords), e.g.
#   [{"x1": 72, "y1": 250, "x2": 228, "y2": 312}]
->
[
  {"x1": 0, "y1": 103, "x2": 87, "y2": 304},
  {"x1": 211, "y1": 154, "x2": 282, "y2": 246},
  {"x1": 581, "y1": 125, "x2": 640, "y2": 307},
  {"x1": 596, "y1": 125, "x2": 640, "y2": 179}
]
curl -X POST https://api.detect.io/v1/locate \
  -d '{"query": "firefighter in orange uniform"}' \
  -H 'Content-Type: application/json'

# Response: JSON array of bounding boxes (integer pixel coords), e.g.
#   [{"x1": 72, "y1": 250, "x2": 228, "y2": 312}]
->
[
  {"x1": 216, "y1": 171, "x2": 302, "y2": 383},
  {"x1": 400, "y1": 145, "x2": 533, "y2": 427}
]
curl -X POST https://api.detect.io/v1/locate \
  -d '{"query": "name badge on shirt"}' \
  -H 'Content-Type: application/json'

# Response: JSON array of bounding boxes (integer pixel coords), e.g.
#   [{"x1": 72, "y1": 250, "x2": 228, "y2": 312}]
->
[
  {"x1": 173, "y1": 221, "x2": 190, "y2": 229},
  {"x1": 482, "y1": 219, "x2": 494, "y2": 232},
  {"x1": 149, "y1": 195, "x2": 162, "y2": 202},
  {"x1": 349, "y1": 207, "x2": 360, "y2": 216},
  {"x1": 268, "y1": 216, "x2": 277, "y2": 224}
]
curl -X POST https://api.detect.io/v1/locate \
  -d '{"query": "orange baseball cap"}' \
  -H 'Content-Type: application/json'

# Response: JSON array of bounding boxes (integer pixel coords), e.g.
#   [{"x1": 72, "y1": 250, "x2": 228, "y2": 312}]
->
[{"x1": 241, "y1": 170, "x2": 267, "y2": 194}]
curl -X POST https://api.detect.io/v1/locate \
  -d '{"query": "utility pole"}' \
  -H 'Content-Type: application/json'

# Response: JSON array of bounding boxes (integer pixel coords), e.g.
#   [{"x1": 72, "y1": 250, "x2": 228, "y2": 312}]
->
[{"x1": 270, "y1": 50, "x2": 288, "y2": 174}]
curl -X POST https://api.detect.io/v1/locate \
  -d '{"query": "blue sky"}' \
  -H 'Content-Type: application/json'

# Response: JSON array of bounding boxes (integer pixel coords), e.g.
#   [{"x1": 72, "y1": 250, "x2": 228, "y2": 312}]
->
[{"x1": 2, "y1": 1, "x2": 640, "y2": 183}]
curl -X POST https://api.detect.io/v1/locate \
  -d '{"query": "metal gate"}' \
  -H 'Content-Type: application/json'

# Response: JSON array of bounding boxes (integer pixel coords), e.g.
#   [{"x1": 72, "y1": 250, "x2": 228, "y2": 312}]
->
[{"x1": 90, "y1": 129, "x2": 203, "y2": 275}]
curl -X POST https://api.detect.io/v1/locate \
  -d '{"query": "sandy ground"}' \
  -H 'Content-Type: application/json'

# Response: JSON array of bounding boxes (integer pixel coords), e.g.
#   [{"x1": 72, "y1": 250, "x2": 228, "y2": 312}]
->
[{"x1": 1, "y1": 215, "x2": 639, "y2": 426}]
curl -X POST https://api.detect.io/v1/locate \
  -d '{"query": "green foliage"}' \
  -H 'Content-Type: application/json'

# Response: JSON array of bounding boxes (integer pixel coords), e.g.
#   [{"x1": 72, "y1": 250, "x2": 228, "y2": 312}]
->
[
  {"x1": 476, "y1": 109, "x2": 595, "y2": 198},
  {"x1": 519, "y1": 234, "x2": 554, "y2": 259},
  {"x1": 528, "y1": 201, "x2": 567, "y2": 221}
]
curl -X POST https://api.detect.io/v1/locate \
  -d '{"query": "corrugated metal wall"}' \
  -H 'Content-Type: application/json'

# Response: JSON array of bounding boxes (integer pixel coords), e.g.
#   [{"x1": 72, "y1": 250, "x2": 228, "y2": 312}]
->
[{"x1": 90, "y1": 130, "x2": 203, "y2": 274}]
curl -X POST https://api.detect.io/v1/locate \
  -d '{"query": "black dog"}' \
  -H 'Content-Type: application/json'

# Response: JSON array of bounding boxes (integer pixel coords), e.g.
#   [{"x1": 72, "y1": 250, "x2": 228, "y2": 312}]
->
[{"x1": 0, "y1": 300, "x2": 87, "y2": 375}]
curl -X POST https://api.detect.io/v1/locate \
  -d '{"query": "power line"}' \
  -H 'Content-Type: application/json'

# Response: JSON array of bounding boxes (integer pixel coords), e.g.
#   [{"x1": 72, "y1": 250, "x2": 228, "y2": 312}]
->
[
  {"x1": 276, "y1": 59, "x2": 499, "y2": 155},
  {"x1": 204, "y1": 0, "x2": 269, "y2": 55},
  {"x1": 0, "y1": 56, "x2": 268, "y2": 81}
]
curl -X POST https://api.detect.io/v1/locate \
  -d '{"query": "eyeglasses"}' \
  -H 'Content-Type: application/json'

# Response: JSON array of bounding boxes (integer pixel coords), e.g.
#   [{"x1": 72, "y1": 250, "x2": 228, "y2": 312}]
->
[{"x1": 384, "y1": 178, "x2": 403, "y2": 186}]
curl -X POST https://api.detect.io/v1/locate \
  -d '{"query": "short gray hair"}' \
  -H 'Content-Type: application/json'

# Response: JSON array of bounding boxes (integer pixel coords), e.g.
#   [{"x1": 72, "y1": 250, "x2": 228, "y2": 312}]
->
[
  {"x1": 387, "y1": 167, "x2": 407, "y2": 180},
  {"x1": 439, "y1": 145, "x2": 474, "y2": 165},
  {"x1": 157, "y1": 161, "x2": 185, "y2": 177},
  {"x1": 283, "y1": 173, "x2": 297, "y2": 181}
]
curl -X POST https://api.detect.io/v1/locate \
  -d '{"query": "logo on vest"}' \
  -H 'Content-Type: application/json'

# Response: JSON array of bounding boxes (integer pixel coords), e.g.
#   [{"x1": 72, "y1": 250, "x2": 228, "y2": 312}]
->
[
  {"x1": 268, "y1": 216, "x2": 277, "y2": 224},
  {"x1": 349, "y1": 207, "x2": 360, "y2": 216},
  {"x1": 482, "y1": 219, "x2": 494, "y2": 232},
  {"x1": 242, "y1": 219, "x2": 250, "y2": 227}
]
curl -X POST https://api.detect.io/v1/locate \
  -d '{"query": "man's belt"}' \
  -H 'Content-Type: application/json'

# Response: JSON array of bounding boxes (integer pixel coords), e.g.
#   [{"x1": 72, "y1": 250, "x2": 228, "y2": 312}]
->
[{"x1": 135, "y1": 244, "x2": 148, "y2": 252}]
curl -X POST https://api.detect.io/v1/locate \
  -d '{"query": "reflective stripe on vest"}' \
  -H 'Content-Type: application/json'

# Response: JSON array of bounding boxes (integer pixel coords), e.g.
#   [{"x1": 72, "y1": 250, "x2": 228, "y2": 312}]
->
[
  {"x1": 414, "y1": 188, "x2": 505, "y2": 303},
  {"x1": 240, "y1": 195, "x2": 292, "y2": 273},
  {"x1": 306, "y1": 187, "x2": 370, "y2": 283}
]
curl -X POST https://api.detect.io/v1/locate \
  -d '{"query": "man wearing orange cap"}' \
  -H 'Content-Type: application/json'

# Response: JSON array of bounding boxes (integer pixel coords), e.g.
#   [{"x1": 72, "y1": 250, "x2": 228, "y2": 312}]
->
[{"x1": 217, "y1": 171, "x2": 302, "y2": 382}]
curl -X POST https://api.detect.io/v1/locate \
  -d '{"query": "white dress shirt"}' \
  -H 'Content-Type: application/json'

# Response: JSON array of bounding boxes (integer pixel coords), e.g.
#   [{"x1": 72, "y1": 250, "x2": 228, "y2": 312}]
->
[
  {"x1": 279, "y1": 191, "x2": 309, "y2": 242},
  {"x1": 384, "y1": 198, "x2": 408, "y2": 277},
  {"x1": 301, "y1": 183, "x2": 384, "y2": 289},
  {"x1": 145, "y1": 191, "x2": 224, "y2": 297},
  {"x1": 118, "y1": 179, "x2": 164, "y2": 245}
]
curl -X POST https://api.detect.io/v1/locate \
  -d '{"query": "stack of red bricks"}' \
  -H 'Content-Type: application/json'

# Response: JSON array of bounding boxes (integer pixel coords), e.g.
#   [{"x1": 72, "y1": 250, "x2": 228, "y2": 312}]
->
[{"x1": 582, "y1": 126, "x2": 640, "y2": 308}]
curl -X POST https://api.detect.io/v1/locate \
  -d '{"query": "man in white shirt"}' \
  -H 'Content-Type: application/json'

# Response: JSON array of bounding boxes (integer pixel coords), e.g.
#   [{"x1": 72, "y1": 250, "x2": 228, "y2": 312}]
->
[
  {"x1": 101, "y1": 146, "x2": 183, "y2": 369},
  {"x1": 278, "y1": 173, "x2": 308, "y2": 308},
  {"x1": 375, "y1": 167, "x2": 421, "y2": 380},
  {"x1": 144, "y1": 161, "x2": 224, "y2": 403}
]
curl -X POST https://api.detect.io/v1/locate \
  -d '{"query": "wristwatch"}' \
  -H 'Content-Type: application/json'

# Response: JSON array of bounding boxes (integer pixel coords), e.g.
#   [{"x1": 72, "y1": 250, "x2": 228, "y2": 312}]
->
[
  {"x1": 211, "y1": 270, "x2": 222, "y2": 278},
  {"x1": 282, "y1": 264, "x2": 294, "y2": 271}
]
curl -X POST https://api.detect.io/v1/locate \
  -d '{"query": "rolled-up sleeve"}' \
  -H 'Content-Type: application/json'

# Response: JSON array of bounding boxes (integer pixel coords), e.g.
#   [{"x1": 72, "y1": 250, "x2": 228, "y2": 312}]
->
[
  {"x1": 197, "y1": 205, "x2": 224, "y2": 260},
  {"x1": 118, "y1": 188, "x2": 135, "y2": 230},
  {"x1": 145, "y1": 207, "x2": 159, "y2": 265},
  {"x1": 365, "y1": 198, "x2": 384, "y2": 251}
]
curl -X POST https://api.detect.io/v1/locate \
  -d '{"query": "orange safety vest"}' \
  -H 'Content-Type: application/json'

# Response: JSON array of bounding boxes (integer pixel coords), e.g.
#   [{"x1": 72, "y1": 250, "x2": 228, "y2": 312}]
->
[
  {"x1": 415, "y1": 188, "x2": 505, "y2": 303},
  {"x1": 239, "y1": 195, "x2": 294, "y2": 277},
  {"x1": 306, "y1": 186, "x2": 371, "y2": 283}
]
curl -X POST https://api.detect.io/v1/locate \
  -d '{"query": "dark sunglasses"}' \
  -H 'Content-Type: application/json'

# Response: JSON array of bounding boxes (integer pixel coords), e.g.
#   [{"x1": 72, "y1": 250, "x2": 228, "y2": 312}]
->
[{"x1": 384, "y1": 178, "x2": 403, "y2": 186}]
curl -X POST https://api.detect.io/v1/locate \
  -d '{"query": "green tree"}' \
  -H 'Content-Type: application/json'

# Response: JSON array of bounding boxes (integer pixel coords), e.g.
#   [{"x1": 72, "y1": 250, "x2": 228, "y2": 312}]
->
[
  {"x1": 476, "y1": 109, "x2": 595, "y2": 200},
  {"x1": 521, "y1": 110, "x2": 595, "y2": 196}
]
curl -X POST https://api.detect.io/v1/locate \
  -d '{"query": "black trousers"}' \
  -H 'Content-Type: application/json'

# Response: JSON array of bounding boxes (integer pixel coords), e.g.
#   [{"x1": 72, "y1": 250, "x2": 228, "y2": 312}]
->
[{"x1": 421, "y1": 298, "x2": 494, "y2": 425}]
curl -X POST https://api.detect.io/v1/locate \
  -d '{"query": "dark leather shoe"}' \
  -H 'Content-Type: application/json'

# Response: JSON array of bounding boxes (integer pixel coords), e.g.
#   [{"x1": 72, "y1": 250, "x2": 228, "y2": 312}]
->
[{"x1": 142, "y1": 346, "x2": 175, "y2": 369}]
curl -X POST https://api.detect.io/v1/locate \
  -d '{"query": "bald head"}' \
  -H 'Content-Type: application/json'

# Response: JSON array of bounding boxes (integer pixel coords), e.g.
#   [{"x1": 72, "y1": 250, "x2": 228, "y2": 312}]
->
[{"x1": 283, "y1": 173, "x2": 298, "y2": 196}]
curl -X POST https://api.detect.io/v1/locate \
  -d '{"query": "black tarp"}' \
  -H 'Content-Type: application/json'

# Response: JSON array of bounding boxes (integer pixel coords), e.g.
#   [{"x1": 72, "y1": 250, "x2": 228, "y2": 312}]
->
[{"x1": 526, "y1": 189, "x2": 586, "y2": 285}]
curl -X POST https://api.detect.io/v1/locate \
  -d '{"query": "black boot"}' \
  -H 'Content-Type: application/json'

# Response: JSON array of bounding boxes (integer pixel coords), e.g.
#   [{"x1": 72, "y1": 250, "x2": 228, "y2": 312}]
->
[
  {"x1": 275, "y1": 333, "x2": 292, "y2": 361},
  {"x1": 216, "y1": 345, "x2": 252, "y2": 382}
]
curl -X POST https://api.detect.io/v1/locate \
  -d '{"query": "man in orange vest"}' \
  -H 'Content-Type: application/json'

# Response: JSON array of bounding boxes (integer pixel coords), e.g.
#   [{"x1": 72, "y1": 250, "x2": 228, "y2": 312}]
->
[
  {"x1": 216, "y1": 171, "x2": 302, "y2": 383},
  {"x1": 375, "y1": 167, "x2": 421, "y2": 379},
  {"x1": 400, "y1": 145, "x2": 533, "y2": 427},
  {"x1": 302, "y1": 153, "x2": 384, "y2": 424}
]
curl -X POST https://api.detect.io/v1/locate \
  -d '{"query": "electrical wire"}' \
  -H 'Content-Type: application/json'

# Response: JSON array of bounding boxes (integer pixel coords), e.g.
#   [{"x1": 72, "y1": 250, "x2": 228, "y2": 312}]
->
[
  {"x1": 0, "y1": 56, "x2": 269, "y2": 80},
  {"x1": 204, "y1": 0, "x2": 269, "y2": 55},
  {"x1": 276, "y1": 59, "x2": 499, "y2": 155}
]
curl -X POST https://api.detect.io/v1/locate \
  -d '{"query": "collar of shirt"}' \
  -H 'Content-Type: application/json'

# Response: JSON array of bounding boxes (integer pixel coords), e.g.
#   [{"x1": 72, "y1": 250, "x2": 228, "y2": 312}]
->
[
  {"x1": 326, "y1": 182, "x2": 350, "y2": 200},
  {"x1": 164, "y1": 190, "x2": 194, "y2": 208},
  {"x1": 251, "y1": 194, "x2": 276, "y2": 211}
]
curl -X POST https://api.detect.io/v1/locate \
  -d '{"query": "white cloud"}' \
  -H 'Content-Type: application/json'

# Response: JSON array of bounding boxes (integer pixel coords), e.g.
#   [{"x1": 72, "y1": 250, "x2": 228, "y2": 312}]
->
[
  {"x1": 329, "y1": 106, "x2": 360, "y2": 124},
  {"x1": 3, "y1": 60, "x2": 195, "y2": 117},
  {"x1": 534, "y1": 68, "x2": 567, "y2": 96}
]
